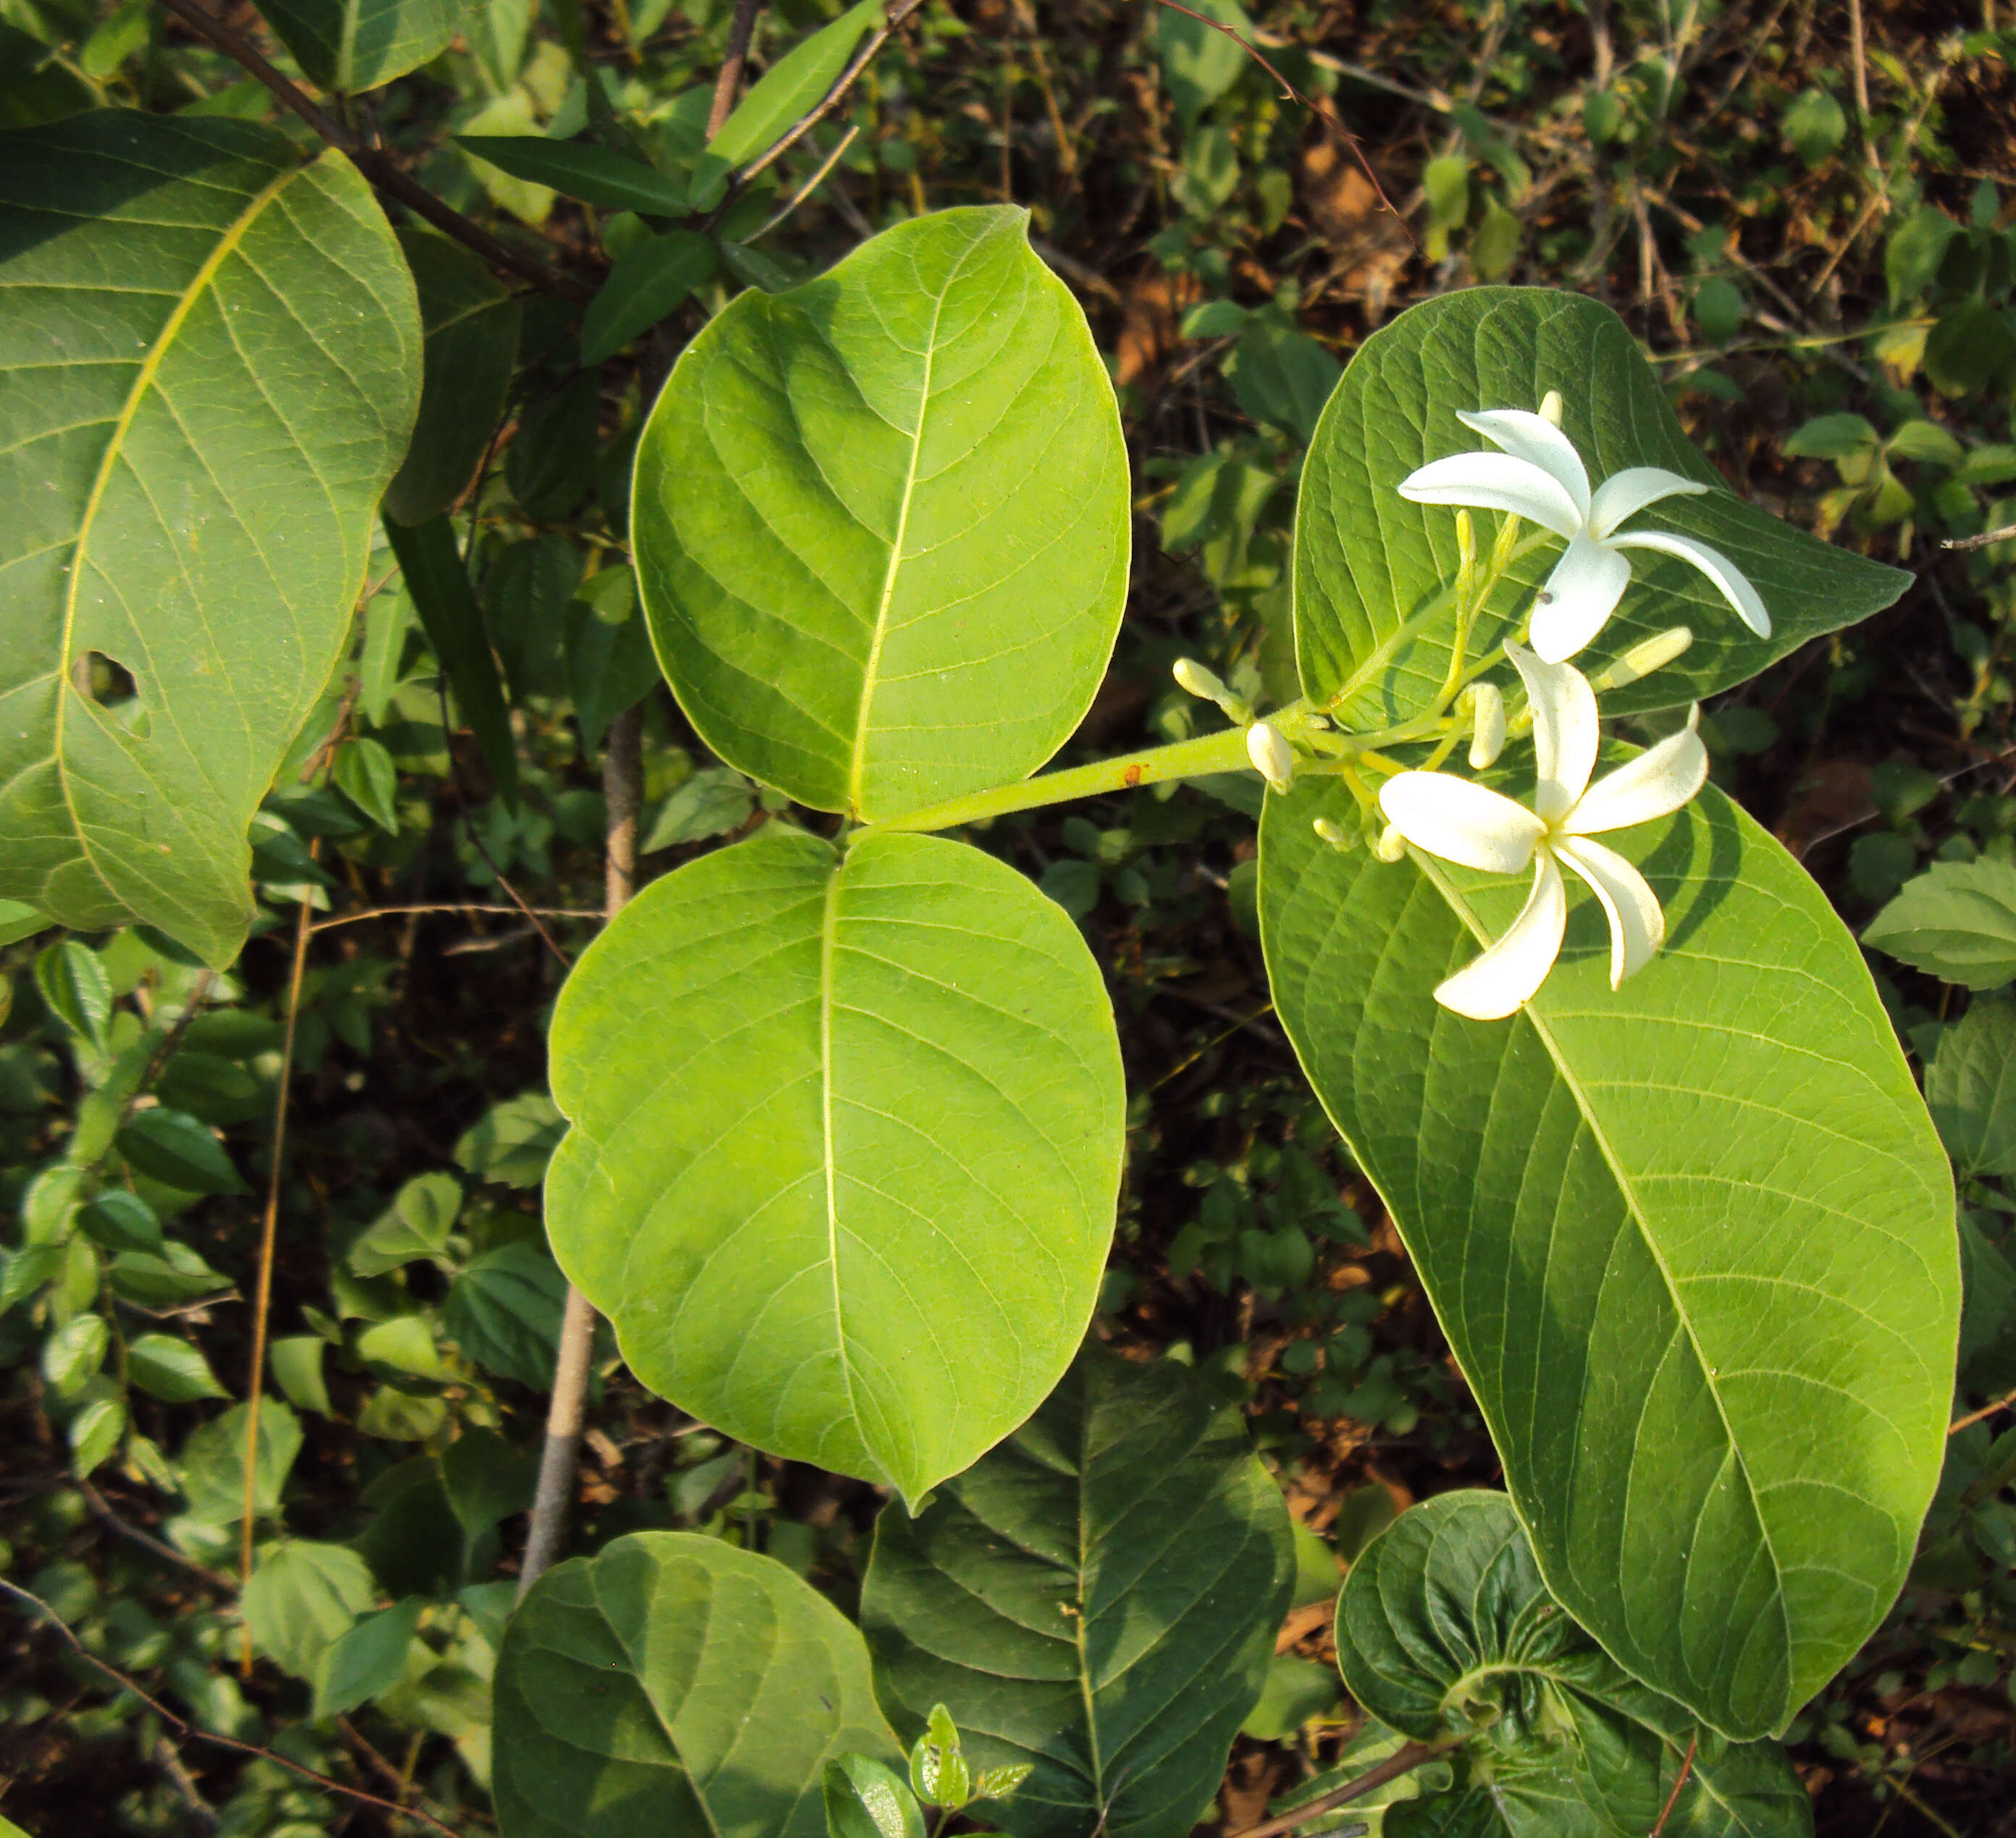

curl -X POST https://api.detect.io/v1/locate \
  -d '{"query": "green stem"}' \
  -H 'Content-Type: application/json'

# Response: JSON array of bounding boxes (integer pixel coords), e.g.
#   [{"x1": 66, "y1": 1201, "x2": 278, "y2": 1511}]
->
[{"x1": 859, "y1": 724, "x2": 1254, "y2": 835}]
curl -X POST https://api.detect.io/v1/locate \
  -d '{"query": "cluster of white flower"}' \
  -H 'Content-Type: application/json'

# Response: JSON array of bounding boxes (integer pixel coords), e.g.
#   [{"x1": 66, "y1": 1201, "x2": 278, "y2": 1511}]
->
[{"x1": 1248, "y1": 400, "x2": 1768, "y2": 1021}]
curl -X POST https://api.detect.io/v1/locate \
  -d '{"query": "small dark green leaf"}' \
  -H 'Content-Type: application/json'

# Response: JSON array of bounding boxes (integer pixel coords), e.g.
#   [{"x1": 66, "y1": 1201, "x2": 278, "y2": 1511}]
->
[
  {"x1": 77, "y1": 1189, "x2": 163, "y2": 1253},
  {"x1": 356, "y1": 1314, "x2": 449, "y2": 1389},
  {"x1": 177, "y1": 1400, "x2": 303, "y2": 1527},
  {"x1": 1784, "y1": 414, "x2": 1879, "y2": 461},
  {"x1": 253, "y1": 0, "x2": 462, "y2": 92},
  {"x1": 1225, "y1": 320, "x2": 1342, "y2": 443},
  {"x1": 445, "y1": 1243, "x2": 566, "y2": 1388},
  {"x1": 639, "y1": 766, "x2": 755, "y2": 852},
  {"x1": 34, "y1": 940, "x2": 110, "y2": 1051},
  {"x1": 314, "y1": 1597, "x2": 425, "y2": 1720},
  {"x1": 455, "y1": 136, "x2": 690, "y2": 214},
  {"x1": 486, "y1": 534, "x2": 582, "y2": 701},
  {"x1": 1925, "y1": 301, "x2": 2016, "y2": 399},
  {"x1": 383, "y1": 513, "x2": 521, "y2": 808},
  {"x1": 567, "y1": 568, "x2": 660, "y2": 754},
  {"x1": 108, "y1": 1246, "x2": 229, "y2": 1306},
  {"x1": 384, "y1": 228, "x2": 521, "y2": 526},
  {"x1": 271, "y1": 1335, "x2": 333, "y2": 1416},
  {"x1": 333, "y1": 737, "x2": 400, "y2": 833},
  {"x1": 1865, "y1": 857, "x2": 2016, "y2": 989},
  {"x1": 507, "y1": 369, "x2": 602, "y2": 521},
  {"x1": 581, "y1": 230, "x2": 717, "y2": 364},
  {"x1": 442, "y1": 1427, "x2": 537, "y2": 1546},
  {"x1": 117, "y1": 1109, "x2": 245, "y2": 1194},
  {"x1": 1927, "y1": 996, "x2": 2016, "y2": 1175},
  {"x1": 1781, "y1": 87, "x2": 1847, "y2": 164},
  {"x1": 127, "y1": 1333, "x2": 230, "y2": 1401},
  {"x1": 455, "y1": 1088, "x2": 566, "y2": 1187}
]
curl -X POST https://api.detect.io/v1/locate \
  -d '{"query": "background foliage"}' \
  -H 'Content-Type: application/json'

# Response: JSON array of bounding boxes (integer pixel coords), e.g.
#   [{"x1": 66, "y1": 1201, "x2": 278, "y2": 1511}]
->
[{"x1": 2, "y1": 0, "x2": 2015, "y2": 1834}]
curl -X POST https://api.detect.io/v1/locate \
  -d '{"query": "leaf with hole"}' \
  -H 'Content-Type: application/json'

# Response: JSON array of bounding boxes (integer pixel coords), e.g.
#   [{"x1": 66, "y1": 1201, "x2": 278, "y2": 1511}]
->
[
  {"x1": 545, "y1": 823, "x2": 1124, "y2": 1501},
  {"x1": 1335, "y1": 1493, "x2": 1810, "y2": 1837},
  {"x1": 1293, "y1": 288, "x2": 1907, "y2": 729},
  {"x1": 860, "y1": 1343, "x2": 1294, "y2": 1838},
  {"x1": 493, "y1": 1530, "x2": 896, "y2": 1838},
  {"x1": 0, "y1": 112, "x2": 419, "y2": 965},
  {"x1": 1259, "y1": 769, "x2": 1955, "y2": 1739},
  {"x1": 632, "y1": 206, "x2": 1127, "y2": 821}
]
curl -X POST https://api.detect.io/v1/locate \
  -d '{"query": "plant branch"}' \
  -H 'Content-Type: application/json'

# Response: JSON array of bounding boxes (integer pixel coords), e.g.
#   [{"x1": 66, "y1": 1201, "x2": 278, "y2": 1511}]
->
[
  {"x1": 1950, "y1": 1383, "x2": 2016, "y2": 1435},
  {"x1": 157, "y1": 0, "x2": 592, "y2": 304},
  {"x1": 1647, "y1": 1732, "x2": 1697, "y2": 1838},
  {"x1": 0, "y1": 1577, "x2": 463, "y2": 1838},
  {"x1": 1227, "y1": 1732, "x2": 1466, "y2": 1838},
  {"x1": 707, "y1": 0, "x2": 764, "y2": 137},
  {"x1": 308, "y1": 902, "x2": 605, "y2": 935},
  {"x1": 518, "y1": 705, "x2": 644, "y2": 1600},
  {"x1": 726, "y1": 0, "x2": 931, "y2": 192}
]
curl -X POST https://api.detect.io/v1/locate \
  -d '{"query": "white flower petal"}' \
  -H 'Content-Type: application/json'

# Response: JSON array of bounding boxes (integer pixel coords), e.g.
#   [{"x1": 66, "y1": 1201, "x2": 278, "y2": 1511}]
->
[
  {"x1": 1528, "y1": 533, "x2": 1632, "y2": 663},
  {"x1": 1396, "y1": 452, "x2": 1584, "y2": 541},
  {"x1": 1457, "y1": 409, "x2": 1593, "y2": 521},
  {"x1": 1507, "y1": 642, "x2": 1600, "y2": 821},
  {"x1": 1556, "y1": 836, "x2": 1665, "y2": 989},
  {"x1": 1564, "y1": 716, "x2": 1708, "y2": 836},
  {"x1": 1434, "y1": 852, "x2": 1568, "y2": 1020},
  {"x1": 1379, "y1": 771, "x2": 1545, "y2": 875},
  {"x1": 1608, "y1": 529, "x2": 1771, "y2": 637},
  {"x1": 1587, "y1": 466, "x2": 1708, "y2": 541}
]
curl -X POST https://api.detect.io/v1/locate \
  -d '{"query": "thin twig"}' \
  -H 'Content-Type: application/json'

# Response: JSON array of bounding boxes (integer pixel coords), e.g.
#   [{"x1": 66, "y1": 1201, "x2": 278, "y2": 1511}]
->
[
  {"x1": 308, "y1": 902, "x2": 603, "y2": 934},
  {"x1": 749, "y1": 125, "x2": 861, "y2": 239},
  {"x1": 1647, "y1": 1731, "x2": 1697, "y2": 1838},
  {"x1": 157, "y1": 0, "x2": 591, "y2": 304},
  {"x1": 518, "y1": 706, "x2": 644, "y2": 1600},
  {"x1": 1943, "y1": 524, "x2": 2016, "y2": 554},
  {"x1": 707, "y1": 0, "x2": 764, "y2": 138},
  {"x1": 1147, "y1": 0, "x2": 1407, "y2": 234},
  {"x1": 78, "y1": 1481, "x2": 235, "y2": 1594},
  {"x1": 0, "y1": 1577, "x2": 462, "y2": 1838},
  {"x1": 1951, "y1": 1383, "x2": 2016, "y2": 1435},
  {"x1": 1228, "y1": 1736, "x2": 1462, "y2": 1838},
  {"x1": 239, "y1": 851, "x2": 319, "y2": 1672},
  {"x1": 729, "y1": 0, "x2": 933, "y2": 190},
  {"x1": 125, "y1": 968, "x2": 218, "y2": 1130}
]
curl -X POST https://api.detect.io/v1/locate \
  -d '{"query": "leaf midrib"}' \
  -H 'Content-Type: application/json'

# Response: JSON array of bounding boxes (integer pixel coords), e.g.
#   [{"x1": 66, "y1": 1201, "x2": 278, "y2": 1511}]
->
[
  {"x1": 53, "y1": 151, "x2": 308, "y2": 907},
  {"x1": 818, "y1": 848, "x2": 864, "y2": 1475},
  {"x1": 1409, "y1": 850, "x2": 1791, "y2": 1713}
]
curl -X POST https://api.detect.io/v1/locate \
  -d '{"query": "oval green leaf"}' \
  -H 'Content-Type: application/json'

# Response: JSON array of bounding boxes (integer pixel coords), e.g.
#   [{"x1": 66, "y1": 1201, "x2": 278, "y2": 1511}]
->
[
  {"x1": 0, "y1": 112, "x2": 420, "y2": 965},
  {"x1": 1338, "y1": 1492, "x2": 1810, "y2": 1838},
  {"x1": 545, "y1": 823, "x2": 1125, "y2": 1503},
  {"x1": 631, "y1": 206, "x2": 1128, "y2": 821},
  {"x1": 494, "y1": 1531, "x2": 897, "y2": 1838},
  {"x1": 253, "y1": 0, "x2": 463, "y2": 92},
  {"x1": 1259, "y1": 771, "x2": 1955, "y2": 1739},
  {"x1": 858, "y1": 1343, "x2": 1294, "y2": 1838},
  {"x1": 1293, "y1": 288, "x2": 1908, "y2": 726}
]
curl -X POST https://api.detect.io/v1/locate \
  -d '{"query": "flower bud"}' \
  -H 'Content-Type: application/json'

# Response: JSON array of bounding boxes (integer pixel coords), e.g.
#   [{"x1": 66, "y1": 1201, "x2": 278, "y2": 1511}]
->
[
  {"x1": 1374, "y1": 823, "x2": 1408, "y2": 863},
  {"x1": 1466, "y1": 681, "x2": 1506, "y2": 768},
  {"x1": 1453, "y1": 507, "x2": 1478, "y2": 603},
  {"x1": 1590, "y1": 626, "x2": 1694, "y2": 692},
  {"x1": 1539, "y1": 389, "x2": 1564, "y2": 427},
  {"x1": 1312, "y1": 817, "x2": 1356, "y2": 852},
  {"x1": 1172, "y1": 657, "x2": 1227, "y2": 702},
  {"x1": 1246, "y1": 721, "x2": 1295, "y2": 793}
]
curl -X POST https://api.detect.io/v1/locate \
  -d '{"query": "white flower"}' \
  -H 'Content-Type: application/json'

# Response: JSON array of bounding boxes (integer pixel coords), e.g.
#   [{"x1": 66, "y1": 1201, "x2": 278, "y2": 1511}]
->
[
  {"x1": 1398, "y1": 408, "x2": 1771, "y2": 663},
  {"x1": 1376, "y1": 645, "x2": 1709, "y2": 1020}
]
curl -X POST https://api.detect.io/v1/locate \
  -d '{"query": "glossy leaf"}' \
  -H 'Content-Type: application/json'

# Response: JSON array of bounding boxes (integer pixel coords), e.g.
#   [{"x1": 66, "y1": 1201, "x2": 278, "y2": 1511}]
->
[
  {"x1": 1925, "y1": 995, "x2": 2016, "y2": 1176},
  {"x1": 117, "y1": 1109, "x2": 245, "y2": 1194},
  {"x1": 1337, "y1": 1493, "x2": 1810, "y2": 1838},
  {"x1": 1259, "y1": 771, "x2": 1956, "y2": 1739},
  {"x1": 1293, "y1": 288, "x2": 1907, "y2": 726},
  {"x1": 0, "y1": 112, "x2": 419, "y2": 964},
  {"x1": 454, "y1": 136, "x2": 691, "y2": 214},
  {"x1": 632, "y1": 206, "x2": 1128, "y2": 821},
  {"x1": 127, "y1": 1333, "x2": 230, "y2": 1401},
  {"x1": 254, "y1": 0, "x2": 463, "y2": 92},
  {"x1": 545, "y1": 824, "x2": 1124, "y2": 1502},
  {"x1": 385, "y1": 513, "x2": 520, "y2": 806},
  {"x1": 383, "y1": 228, "x2": 520, "y2": 527},
  {"x1": 1862, "y1": 857, "x2": 2016, "y2": 989},
  {"x1": 494, "y1": 1531, "x2": 896, "y2": 1838},
  {"x1": 859, "y1": 1344, "x2": 1295, "y2": 1838}
]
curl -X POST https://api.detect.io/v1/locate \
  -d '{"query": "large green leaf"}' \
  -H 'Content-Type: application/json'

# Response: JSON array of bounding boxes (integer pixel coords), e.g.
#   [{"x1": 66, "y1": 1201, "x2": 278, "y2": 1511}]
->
[
  {"x1": 1862, "y1": 857, "x2": 2016, "y2": 989},
  {"x1": 859, "y1": 1343, "x2": 1294, "y2": 1838},
  {"x1": 1337, "y1": 1493, "x2": 1810, "y2": 1838},
  {"x1": 545, "y1": 823, "x2": 1124, "y2": 1503},
  {"x1": 382, "y1": 227, "x2": 519, "y2": 527},
  {"x1": 1293, "y1": 288, "x2": 1907, "y2": 726},
  {"x1": 0, "y1": 112, "x2": 419, "y2": 965},
  {"x1": 493, "y1": 1531, "x2": 896, "y2": 1838},
  {"x1": 1259, "y1": 771, "x2": 1955, "y2": 1739},
  {"x1": 253, "y1": 0, "x2": 464, "y2": 93},
  {"x1": 631, "y1": 206, "x2": 1128, "y2": 822}
]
